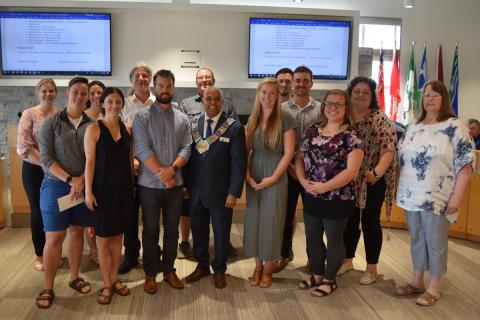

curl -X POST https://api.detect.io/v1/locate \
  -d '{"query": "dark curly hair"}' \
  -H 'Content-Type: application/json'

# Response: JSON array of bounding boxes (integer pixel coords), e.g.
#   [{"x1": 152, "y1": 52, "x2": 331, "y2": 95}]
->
[{"x1": 347, "y1": 76, "x2": 378, "y2": 110}]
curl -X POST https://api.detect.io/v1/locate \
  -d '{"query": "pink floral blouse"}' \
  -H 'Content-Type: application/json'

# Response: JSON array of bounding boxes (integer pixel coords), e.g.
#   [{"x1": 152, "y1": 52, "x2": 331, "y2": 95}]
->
[
  {"x1": 354, "y1": 109, "x2": 398, "y2": 216},
  {"x1": 17, "y1": 107, "x2": 58, "y2": 164}
]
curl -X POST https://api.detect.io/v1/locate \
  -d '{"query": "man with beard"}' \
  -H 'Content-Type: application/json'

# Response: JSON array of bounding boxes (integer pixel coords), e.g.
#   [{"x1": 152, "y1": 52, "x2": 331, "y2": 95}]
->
[
  {"x1": 132, "y1": 69, "x2": 192, "y2": 294},
  {"x1": 118, "y1": 63, "x2": 156, "y2": 274},
  {"x1": 275, "y1": 66, "x2": 321, "y2": 273},
  {"x1": 275, "y1": 67, "x2": 293, "y2": 104},
  {"x1": 176, "y1": 67, "x2": 238, "y2": 259}
]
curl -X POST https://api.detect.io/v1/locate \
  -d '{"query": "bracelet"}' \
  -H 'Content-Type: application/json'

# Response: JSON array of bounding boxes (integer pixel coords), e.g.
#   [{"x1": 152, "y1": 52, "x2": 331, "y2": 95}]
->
[{"x1": 372, "y1": 169, "x2": 379, "y2": 178}]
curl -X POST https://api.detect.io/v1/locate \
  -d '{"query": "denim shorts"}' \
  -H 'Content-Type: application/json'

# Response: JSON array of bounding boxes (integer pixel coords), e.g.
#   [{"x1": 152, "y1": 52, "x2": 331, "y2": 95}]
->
[{"x1": 40, "y1": 177, "x2": 94, "y2": 232}]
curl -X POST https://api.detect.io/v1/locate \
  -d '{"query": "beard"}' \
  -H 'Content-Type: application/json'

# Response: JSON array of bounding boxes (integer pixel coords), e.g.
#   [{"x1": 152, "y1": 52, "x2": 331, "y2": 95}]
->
[{"x1": 156, "y1": 93, "x2": 173, "y2": 104}]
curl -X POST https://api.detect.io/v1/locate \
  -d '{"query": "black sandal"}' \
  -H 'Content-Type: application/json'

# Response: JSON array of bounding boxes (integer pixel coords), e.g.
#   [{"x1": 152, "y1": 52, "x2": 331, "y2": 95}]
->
[
  {"x1": 68, "y1": 277, "x2": 91, "y2": 294},
  {"x1": 298, "y1": 276, "x2": 320, "y2": 290},
  {"x1": 311, "y1": 280, "x2": 337, "y2": 297},
  {"x1": 36, "y1": 289, "x2": 55, "y2": 309},
  {"x1": 112, "y1": 280, "x2": 130, "y2": 296},
  {"x1": 98, "y1": 287, "x2": 113, "y2": 305}
]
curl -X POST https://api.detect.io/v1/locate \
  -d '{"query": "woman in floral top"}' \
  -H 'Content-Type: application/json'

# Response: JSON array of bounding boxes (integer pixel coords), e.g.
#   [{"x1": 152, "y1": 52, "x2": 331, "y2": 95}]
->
[
  {"x1": 339, "y1": 76, "x2": 397, "y2": 285},
  {"x1": 17, "y1": 79, "x2": 59, "y2": 272},
  {"x1": 396, "y1": 80, "x2": 474, "y2": 306},
  {"x1": 295, "y1": 89, "x2": 364, "y2": 297}
]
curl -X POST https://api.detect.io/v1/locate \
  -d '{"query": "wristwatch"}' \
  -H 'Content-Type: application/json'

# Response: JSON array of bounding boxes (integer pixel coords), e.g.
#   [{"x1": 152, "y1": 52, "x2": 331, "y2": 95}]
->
[
  {"x1": 66, "y1": 175, "x2": 73, "y2": 184},
  {"x1": 172, "y1": 164, "x2": 179, "y2": 172}
]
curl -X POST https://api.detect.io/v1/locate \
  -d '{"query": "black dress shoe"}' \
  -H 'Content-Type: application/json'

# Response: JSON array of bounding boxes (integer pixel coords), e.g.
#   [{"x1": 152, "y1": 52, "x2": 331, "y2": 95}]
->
[{"x1": 118, "y1": 259, "x2": 139, "y2": 275}]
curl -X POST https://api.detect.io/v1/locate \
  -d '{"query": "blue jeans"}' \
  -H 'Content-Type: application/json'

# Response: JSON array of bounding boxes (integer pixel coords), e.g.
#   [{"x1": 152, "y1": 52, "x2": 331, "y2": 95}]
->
[{"x1": 405, "y1": 210, "x2": 450, "y2": 276}]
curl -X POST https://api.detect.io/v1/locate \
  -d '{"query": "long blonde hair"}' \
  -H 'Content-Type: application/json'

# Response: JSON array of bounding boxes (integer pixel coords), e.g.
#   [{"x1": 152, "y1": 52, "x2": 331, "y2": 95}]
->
[{"x1": 246, "y1": 77, "x2": 282, "y2": 150}]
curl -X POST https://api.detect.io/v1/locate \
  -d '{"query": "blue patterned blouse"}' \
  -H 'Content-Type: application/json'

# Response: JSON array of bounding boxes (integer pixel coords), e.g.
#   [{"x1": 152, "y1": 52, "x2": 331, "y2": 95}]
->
[{"x1": 396, "y1": 117, "x2": 475, "y2": 218}]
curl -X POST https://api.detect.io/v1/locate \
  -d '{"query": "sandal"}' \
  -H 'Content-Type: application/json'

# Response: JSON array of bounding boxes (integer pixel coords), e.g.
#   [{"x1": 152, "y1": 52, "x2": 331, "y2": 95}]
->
[
  {"x1": 36, "y1": 289, "x2": 55, "y2": 309},
  {"x1": 248, "y1": 268, "x2": 263, "y2": 287},
  {"x1": 259, "y1": 272, "x2": 272, "y2": 288},
  {"x1": 298, "y1": 276, "x2": 321, "y2": 290},
  {"x1": 272, "y1": 259, "x2": 289, "y2": 273},
  {"x1": 98, "y1": 287, "x2": 113, "y2": 305},
  {"x1": 112, "y1": 280, "x2": 130, "y2": 296},
  {"x1": 396, "y1": 283, "x2": 425, "y2": 296},
  {"x1": 68, "y1": 277, "x2": 91, "y2": 294},
  {"x1": 416, "y1": 291, "x2": 441, "y2": 306},
  {"x1": 311, "y1": 280, "x2": 337, "y2": 297}
]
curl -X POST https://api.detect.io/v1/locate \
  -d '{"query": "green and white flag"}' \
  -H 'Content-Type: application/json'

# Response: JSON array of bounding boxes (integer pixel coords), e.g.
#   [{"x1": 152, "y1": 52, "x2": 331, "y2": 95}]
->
[{"x1": 401, "y1": 45, "x2": 418, "y2": 124}]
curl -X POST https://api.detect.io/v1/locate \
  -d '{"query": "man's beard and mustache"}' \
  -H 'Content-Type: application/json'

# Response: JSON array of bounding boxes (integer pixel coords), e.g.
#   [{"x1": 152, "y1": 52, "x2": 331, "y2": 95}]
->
[{"x1": 156, "y1": 92, "x2": 173, "y2": 104}]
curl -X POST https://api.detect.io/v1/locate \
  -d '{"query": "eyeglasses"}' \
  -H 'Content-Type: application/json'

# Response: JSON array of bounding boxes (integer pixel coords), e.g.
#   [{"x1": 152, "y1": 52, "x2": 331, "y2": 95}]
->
[
  {"x1": 422, "y1": 93, "x2": 441, "y2": 99},
  {"x1": 352, "y1": 90, "x2": 371, "y2": 96},
  {"x1": 325, "y1": 101, "x2": 346, "y2": 109}
]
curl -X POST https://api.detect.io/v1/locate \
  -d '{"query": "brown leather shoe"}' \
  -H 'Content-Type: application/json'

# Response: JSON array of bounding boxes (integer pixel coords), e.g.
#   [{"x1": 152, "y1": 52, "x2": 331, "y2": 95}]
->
[
  {"x1": 163, "y1": 272, "x2": 184, "y2": 289},
  {"x1": 213, "y1": 272, "x2": 227, "y2": 289},
  {"x1": 144, "y1": 276, "x2": 157, "y2": 294},
  {"x1": 185, "y1": 267, "x2": 211, "y2": 283}
]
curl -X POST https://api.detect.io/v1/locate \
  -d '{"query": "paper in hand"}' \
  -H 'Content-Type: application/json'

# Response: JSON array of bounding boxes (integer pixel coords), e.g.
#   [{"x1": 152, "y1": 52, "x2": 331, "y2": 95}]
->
[{"x1": 57, "y1": 193, "x2": 85, "y2": 212}]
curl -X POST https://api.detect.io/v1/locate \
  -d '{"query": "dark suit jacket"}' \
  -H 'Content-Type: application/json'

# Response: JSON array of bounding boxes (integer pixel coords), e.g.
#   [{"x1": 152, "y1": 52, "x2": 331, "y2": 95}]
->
[{"x1": 187, "y1": 113, "x2": 247, "y2": 209}]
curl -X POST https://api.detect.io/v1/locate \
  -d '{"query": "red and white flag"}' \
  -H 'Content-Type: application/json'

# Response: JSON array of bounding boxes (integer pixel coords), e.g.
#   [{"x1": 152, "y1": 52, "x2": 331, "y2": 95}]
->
[{"x1": 389, "y1": 48, "x2": 401, "y2": 121}]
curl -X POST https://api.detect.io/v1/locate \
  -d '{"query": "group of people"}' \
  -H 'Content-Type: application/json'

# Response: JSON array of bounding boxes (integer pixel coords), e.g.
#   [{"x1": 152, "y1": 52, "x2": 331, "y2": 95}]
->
[{"x1": 16, "y1": 63, "x2": 475, "y2": 309}]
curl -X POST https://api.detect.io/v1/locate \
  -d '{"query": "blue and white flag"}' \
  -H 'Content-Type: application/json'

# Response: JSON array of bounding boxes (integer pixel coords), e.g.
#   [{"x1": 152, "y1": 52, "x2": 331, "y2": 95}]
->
[
  {"x1": 418, "y1": 45, "x2": 427, "y2": 91},
  {"x1": 449, "y1": 46, "x2": 459, "y2": 115}
]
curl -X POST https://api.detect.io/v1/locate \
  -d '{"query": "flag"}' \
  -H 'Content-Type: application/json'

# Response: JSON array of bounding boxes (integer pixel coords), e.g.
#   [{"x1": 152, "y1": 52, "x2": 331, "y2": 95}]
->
[
  {"x1": 390, "y1": 48, "x2": 401, "y2": 121},
  {"x1": 401, "y1": 45, "x2": 418, "y2": 124},
  {"x1": 449, "y1": 45, "x2": 459, "y2": 115},
  {"x1": 377, "y1": 46, "x2": 385, "y2": 111},
  {"x1": 418, "y1": 45, "x2": 427, "y2": 91},
  {"x1": 436, "y1": 45, "x2": 444, "y2": 82}
]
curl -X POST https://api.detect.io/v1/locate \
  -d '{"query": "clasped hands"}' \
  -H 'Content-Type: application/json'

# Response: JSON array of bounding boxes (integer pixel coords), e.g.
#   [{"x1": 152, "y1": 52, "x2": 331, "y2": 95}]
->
[
  {"x1": 300, "y1": 178, "x2": 328, "y2": 195},
  {"x1": 156, "y1": 166, "x2": 176, "y2": 188},
  {"x1": 246, "y1": 175, "x2": 277, "y2": 190}
]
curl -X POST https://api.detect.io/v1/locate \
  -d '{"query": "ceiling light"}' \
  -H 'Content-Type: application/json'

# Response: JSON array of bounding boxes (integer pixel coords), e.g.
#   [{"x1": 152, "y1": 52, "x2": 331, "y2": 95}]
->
[{"x1": 404, "y1": 0, "x2": 415, "y2": 8}]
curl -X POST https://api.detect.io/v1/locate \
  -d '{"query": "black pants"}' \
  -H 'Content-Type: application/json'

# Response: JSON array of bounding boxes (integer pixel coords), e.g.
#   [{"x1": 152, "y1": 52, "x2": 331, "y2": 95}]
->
[
  {"x1": 304, "y1": 213, "x2": 348, "y2": 280},
  {"x1": 190, "y1": 199, "x2": 232, "y2": 273},
  {"x1": 123, "y1": 184, "x2": 141, "y2": 262},
  {"x1": 343, "y1": 178, "x2": 386, "y2": 264},
  {"x1": 138, "y1": 185, "x2": 183, "y2": 277},
  {"x1": 281, "y1": 173, "x2": 305, "y2": 258},
  {"x1": 22, "y1": 161, "x2": 45, "y2": 257}
]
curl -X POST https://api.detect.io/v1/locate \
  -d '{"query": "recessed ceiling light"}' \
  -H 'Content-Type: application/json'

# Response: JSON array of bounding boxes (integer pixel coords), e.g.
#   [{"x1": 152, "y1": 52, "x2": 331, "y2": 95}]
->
[{"x1": 404, "y1": 0, "x2": 415, "y2": 8}]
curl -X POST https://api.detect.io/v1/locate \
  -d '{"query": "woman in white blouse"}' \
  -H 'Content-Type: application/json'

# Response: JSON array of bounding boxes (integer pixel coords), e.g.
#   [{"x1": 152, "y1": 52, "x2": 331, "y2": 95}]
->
[{"x1": 395, "y1": 80, "x2": 475, "y2": 306}]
